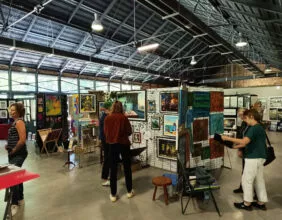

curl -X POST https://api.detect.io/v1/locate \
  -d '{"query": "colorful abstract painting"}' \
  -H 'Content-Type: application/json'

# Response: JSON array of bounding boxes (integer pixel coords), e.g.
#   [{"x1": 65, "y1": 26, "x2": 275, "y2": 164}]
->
[
  {"x1": 45, "y1": 95, "x2": 62, "y2": 116},
  {"x1": 117, "y1": 91, "x2": 146, "y2": 121},
  {"x1": 160, "y1": 92, "x2": 179, "y2": 113},
  {"x1": 72, "y1": 94, "x2": 79, "y2": 115},
  {"x1": 157, "y1": 138, "x2": 177, "y2": 161},
  {"x1": 163, "y1": 115, "x2": 178, "y2": 137},
  {"x1": 210, "y1": 92, "x2": 224, "y2": 112},
  {"x1": 210, "y1": 138, "x2": 224, "y2": 159},
  {"x1": 80, "y1": 94, "x2": 96, "y2": 113},
  {"x1": 193, "y1": 118, "x2": 209, "y2": 142},
  {"x1": 210, "y1": 113, "x2": 224, "y2": 135}
]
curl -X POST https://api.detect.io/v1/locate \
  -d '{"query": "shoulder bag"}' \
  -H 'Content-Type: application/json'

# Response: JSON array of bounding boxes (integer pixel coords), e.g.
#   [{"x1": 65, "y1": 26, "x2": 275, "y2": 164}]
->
[{"x1": 264, "y1": 133, "x2": 276, "y2": 166}]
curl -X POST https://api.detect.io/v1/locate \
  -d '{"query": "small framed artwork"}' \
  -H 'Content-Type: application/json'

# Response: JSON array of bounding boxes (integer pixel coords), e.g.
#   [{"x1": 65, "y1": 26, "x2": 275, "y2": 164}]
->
[
  {"x1": 160, "y1": 92, "x2": 179, "y2": 113},
  {"x1": 0, "y1": 100, "x2": 7, "y2": 109},
  {"x1": 157, "y1": 137, "x2": 177, "y2": 161},
  {"x1": 8, "y1": 100, "x2": 16, "y2": 107},
  {"x1": 151, "y1": 116, "x2": 161, "y2": 130},
  {"x1": 37, "y1": 97, "x2": 43, "y2": 104},
  {"x1": 147, "y1": 100, "x2": 156, "y2": 113},
  {"x1": 0, "y1": 110, "x2": 7, "y2": 119},
  {"x1": 163, "y1": 114, "x2": 178, "y2": 137},
  {"x1": 45, "y1": 95, "x2": 62, "y2": 116},
  {"x1": 80, "y1": 94, "x2": 96, "y2": 113},
  {"x1": 98, "y1": 102, "x2": 105, "y2": 117},
  {"x1": 132, "y1": 132, "x2": 141, "y2": 143},
  {"x1": 224, "y1": 118, "x2": 237, "y2": 129}
]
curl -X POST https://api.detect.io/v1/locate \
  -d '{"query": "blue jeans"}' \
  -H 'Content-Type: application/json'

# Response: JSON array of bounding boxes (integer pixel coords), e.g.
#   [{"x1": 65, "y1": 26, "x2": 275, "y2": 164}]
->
[{"x1": 9, "y1": 154, "x2": 27, "y2": 205}]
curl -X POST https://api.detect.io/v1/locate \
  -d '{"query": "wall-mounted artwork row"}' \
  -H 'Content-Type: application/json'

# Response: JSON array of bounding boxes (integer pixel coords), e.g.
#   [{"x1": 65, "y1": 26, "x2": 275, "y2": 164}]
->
[{"x1": 117, "y1": 90, "x2": 146, "y2": 121}]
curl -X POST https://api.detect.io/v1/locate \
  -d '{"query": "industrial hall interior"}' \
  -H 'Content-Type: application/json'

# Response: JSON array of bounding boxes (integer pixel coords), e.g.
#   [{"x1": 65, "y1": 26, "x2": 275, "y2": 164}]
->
[{"x1": 0, "y1": 0, "x2": 282, "y2": 219}]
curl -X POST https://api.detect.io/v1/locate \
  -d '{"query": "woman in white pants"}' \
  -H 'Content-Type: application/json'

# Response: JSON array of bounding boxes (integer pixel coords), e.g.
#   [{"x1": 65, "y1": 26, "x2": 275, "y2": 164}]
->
[{"x1": 222, "y1": 109, "x2": 268, "y2": 211}]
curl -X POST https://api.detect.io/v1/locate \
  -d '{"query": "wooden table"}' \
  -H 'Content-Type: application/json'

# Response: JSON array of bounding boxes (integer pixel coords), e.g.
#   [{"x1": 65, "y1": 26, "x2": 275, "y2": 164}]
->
[
  {"x1": 0, "y1": 165, "x2": 40, "y2": 219},
  {"x1": 152, "y1": 176, "x2": 172, "y2": 205}
]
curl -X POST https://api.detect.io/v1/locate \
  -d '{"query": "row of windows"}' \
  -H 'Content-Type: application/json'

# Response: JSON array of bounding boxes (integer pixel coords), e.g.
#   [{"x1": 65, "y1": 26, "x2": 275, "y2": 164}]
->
[{"x1": 0, "y1": 71, "x2": 141, "y2": 93}]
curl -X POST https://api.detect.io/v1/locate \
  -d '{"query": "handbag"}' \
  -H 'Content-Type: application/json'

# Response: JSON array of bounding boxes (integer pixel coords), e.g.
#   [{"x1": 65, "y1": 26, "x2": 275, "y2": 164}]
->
[{"x1": 263, "y1": 133, "x2": 276, "y2": 166}]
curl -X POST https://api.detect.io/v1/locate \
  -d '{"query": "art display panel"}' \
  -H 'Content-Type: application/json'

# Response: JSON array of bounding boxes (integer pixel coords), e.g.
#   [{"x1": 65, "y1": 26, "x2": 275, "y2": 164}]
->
[
  {"x1": 117, "y1": 90, "x2": 146, "y2": 121},
  {"x1": 160, "y1": 92, "x2": 179, "y2": 113},
  {"x1": 45, "y1": 95, "x2": 62, "y2": 116},
  {"x1": 157, "y1": 137, "x2": 177, "y2": 161},
  {"x1": 80, "y1": 94, "x2": 96, "y2": 113}
]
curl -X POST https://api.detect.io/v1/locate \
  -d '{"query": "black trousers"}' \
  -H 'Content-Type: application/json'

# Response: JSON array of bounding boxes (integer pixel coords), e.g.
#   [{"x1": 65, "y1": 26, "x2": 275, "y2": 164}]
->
[
  {"x1": 101, "y1": 140, "x2": 110, "y2": 180},
  {"x1": 109, "y1": 144, "x2": 132, "y2": 196},
  {"x1": 9, "y1": 154, "x2": 27, "y2": 205}
]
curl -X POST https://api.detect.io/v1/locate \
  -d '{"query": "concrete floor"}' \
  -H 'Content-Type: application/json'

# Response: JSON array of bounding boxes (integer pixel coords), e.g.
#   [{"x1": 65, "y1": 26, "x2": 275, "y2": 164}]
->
[{"x1": 0, "y1": 131, "x2": 282, "y2": 220}]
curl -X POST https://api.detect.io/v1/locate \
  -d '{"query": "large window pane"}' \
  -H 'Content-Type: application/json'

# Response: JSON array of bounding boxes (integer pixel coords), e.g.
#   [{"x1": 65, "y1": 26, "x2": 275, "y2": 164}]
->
[
  {"x1": 61, "y1": 77, "x2": 78, "y2": 93},
  {"x1": 12, "y1": 72, "x2": 36, "y2": 92},
  {"x1": 110, "y1": 82, "x2": 120, "y2": 91},
  {"x1": 96, "y1": 81, "x2": 108, "y2": 92},
  {"x1": 121, "y1": 84, "x2": 131, "y2": 91},
  {"x1": 38, "y1": 74, "x2": 58, "y2": 93},
  {"x1": 132, "y1": 85, "x2": 141, "y2": 90},
  {"x1": 0, "y1": 70, "x2": 9, "y2": 91},
  {"x1": 80, "y1": 79, "x2": 94, "y2": 93}
]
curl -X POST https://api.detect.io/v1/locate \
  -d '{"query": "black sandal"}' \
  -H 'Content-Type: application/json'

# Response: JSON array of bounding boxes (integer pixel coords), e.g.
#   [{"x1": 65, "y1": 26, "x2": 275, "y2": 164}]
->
[{"x1": 234, "y1": 202, "x2": 253, "y2": 211}]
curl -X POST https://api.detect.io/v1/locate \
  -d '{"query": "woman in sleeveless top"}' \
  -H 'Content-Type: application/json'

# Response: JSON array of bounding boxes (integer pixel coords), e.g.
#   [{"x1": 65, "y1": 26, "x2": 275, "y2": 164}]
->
[{"x1": 5, "y1": 102, "x2": 28, "y2": 216}]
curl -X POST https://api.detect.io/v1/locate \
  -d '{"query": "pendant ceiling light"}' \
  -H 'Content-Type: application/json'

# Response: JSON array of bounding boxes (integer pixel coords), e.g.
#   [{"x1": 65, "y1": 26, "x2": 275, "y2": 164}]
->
[
  {"x1": 190, "y1": 56, "x2": 197, "y2": 65},
  {"x1": 235, "y1": 32, "x2": 247, "y2": 47},
  {"x1": 137, "y1": 43, "x2": 159, "y2": 52},
  {"x1": 91, "y1": 13, "x2": 103, "y2": 32}
]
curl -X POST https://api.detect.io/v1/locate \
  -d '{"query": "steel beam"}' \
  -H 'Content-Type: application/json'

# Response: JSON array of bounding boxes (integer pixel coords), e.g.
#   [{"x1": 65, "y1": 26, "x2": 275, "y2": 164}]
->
[{"x1": 68, "y1": 0, "x2": 85, "y2": 23}]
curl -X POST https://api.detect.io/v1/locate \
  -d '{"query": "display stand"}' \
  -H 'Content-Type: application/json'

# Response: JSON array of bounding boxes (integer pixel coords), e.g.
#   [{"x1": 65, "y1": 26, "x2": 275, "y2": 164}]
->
[{"x1": 38, "y1": 128, "x2": 62, "y2": 156}]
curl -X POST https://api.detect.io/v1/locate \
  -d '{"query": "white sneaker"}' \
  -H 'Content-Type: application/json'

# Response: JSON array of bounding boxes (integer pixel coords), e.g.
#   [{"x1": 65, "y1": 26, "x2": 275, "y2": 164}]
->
[
  {"x1": 18, "y1": 199, "x2": 25, "y2": 206},
  {"x1": 110, "y1": 194, "x2": 118, "y2": 202},
  {"x1": 127, "y1": 190, "x2": 135, "y2": 198},
  {"x1": 11, "y1": 205, "x2": 19, "y2": 216},
  {"x1": 102, "y1": 180, "x2": 110, "y2": 186}
]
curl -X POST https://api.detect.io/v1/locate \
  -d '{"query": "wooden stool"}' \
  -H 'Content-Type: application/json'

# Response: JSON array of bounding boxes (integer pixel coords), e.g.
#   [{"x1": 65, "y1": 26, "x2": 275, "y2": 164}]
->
[{"x1": 152, "y1": 176, "x2": 172, "y2": 205}]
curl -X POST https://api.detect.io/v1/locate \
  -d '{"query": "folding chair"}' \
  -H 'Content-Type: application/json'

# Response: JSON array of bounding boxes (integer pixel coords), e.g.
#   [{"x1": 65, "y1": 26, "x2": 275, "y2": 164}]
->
[{"x1": 177, "y1": 158, "x2": 221, "y2": 216}]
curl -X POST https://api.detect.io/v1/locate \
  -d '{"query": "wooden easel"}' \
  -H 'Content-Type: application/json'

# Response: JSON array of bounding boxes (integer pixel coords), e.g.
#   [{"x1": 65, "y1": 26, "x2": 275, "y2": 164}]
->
[{"x1": 38, "y1": 128, "x2": 62, "y2": 156}]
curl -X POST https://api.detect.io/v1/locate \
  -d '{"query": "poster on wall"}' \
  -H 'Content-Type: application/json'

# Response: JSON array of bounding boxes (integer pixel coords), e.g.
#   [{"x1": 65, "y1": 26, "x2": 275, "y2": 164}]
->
[
  {"x1": 224, "y1": 96, "x2": 230, "y2": 108},
  {"x1": 224, "y1": 118, "x2": 237, "y2": 129},
  {"x1": 0, "y1": 110, "x2": 7, "y2": 118},
  {"x1": 117, "y1": 90, "x2": 146, "y2": 121},
  {"x1": 132, "y1": 132, "x2": 141, "y2": 143},
  {"x1": 151, "y1": 116, "x2": 161, "y2": 130},
  {"x1": 230, "y1": 96, "x2": 238, "y2": 108},
  {"x1": 157, "y1": 137, "x2": 177, "y2": 161},
  {"x1": 160, "y1": 92, "x2": 179, "y2": 113},
  {"x1": 45, "y1": 95, "x2": 62, "y2": 116},
  {"x1": 147, "y1": 100, "x2": 156, "y2": 113},
  {"x1": 80, "y1": 94, "x2": 96, "y2": 113},
  {"x1": 238, "y1": 97, "x2": 244, "y2": 108},
  {"x1": 0, "y1": 100, "x2": 7, "y2": 109},
  {"x1": 163, "y1": 115, "x2": 178, "y2": 137}
]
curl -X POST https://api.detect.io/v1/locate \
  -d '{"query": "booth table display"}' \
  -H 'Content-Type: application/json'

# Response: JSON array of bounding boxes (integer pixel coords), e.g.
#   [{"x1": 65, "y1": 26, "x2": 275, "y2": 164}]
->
[
  {"x1": 38, "y1": 128, "x2": 62, "y2": 156},
  {"x1": 152, "y1": 176, "x2": 172, "y2": 205},
  {"x1": 0, "y1": 165, "x2": 40, "y2": 219}
]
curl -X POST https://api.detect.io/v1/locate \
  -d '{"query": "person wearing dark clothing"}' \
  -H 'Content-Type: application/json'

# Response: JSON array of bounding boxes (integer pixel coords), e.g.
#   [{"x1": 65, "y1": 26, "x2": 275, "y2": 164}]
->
[
  {"x1": 104, "y1": 101, "x2": 134, "y2": 202},
  {"x1": 5, "y1": 103, "x2": 28, "y2": 216},
  {"x1": 99, "y1": 110, "x2": 110, "y2": 186}
]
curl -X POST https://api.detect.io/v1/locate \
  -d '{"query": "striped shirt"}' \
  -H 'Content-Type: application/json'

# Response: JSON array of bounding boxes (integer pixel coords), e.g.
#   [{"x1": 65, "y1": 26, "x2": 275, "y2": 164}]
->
[{"x1": 7, "y1": 119, "x2": 27, "y2": 156}]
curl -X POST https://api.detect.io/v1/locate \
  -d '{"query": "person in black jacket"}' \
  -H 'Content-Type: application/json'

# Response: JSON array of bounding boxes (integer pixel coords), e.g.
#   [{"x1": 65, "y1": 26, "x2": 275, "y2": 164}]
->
[{"x1": 234, "y1": 108, "x2": 248, "y2": 193}]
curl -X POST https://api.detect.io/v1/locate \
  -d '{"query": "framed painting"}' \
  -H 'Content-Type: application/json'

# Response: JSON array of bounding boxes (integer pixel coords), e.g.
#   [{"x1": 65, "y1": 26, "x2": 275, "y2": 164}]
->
[
  {"x1": 160, "y1": 92, "x2": 179, "y2": 113},
  {"x1": 157, "y1": 137, "x2": 177, "y2": 161},
  {"x1": 151, "y1": 116, "x2": 161, "y2": 130},
  {"x1": 0, "y1": 110, "x2": 8, "y2": 119},
  {"x1": 163, "y1": 114, "x2": 178, "y2": 137},
  {"x1": 80, "y1": 94, "x2": 96, "y2": 113},
  {"x1": 224, "y1": 118, "x2": 237, "y2": 129},
  {"x1": 45, "y1": 95, "x2": 62, "y2": 116},
  {"x1": 8, "y1": 100, "x2": 16, "y2": 107},
  {"x1": 117, "y1": 90, "x2": 146, "y2": 121},
  {"x1": 132, "y1": 132, "x2": 141, "y2": 143},
  {"x1": 147, "y1": 100, "x2": 156, "y2": 113},
  {"x1": 0, "y1": 100, "x2": 7, "y2": 109},
  {"x1": 98, "y1": 102, "x2": 105, "y2": 117}
]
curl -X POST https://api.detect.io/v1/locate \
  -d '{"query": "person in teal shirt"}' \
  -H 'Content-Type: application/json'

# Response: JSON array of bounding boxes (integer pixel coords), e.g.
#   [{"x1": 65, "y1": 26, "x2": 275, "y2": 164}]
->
[{"x1": 222, "y1": 109, "x2": 268, "y2": 211}]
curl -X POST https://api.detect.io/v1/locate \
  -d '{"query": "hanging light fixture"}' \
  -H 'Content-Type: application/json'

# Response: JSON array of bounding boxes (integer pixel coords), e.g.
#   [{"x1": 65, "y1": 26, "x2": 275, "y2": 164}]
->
[
  {"x1": 236, "y1": 32, "x2": 247, "y2": 47},
  {"x1": 137, "y1": 43, "x2": 159, "y2": 52},
  {"x1": 190, "y1": 56, "x2": 197, "y2": 65},
  {"x1": 91, "y1": 13, "x2": 103, "y2": 32}
]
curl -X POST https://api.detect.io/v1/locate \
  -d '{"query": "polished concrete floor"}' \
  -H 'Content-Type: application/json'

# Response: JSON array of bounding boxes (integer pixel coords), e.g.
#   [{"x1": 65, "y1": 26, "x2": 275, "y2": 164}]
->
[{"x1": 0, "y1": 131, "x2": 282, "y2": 220}]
